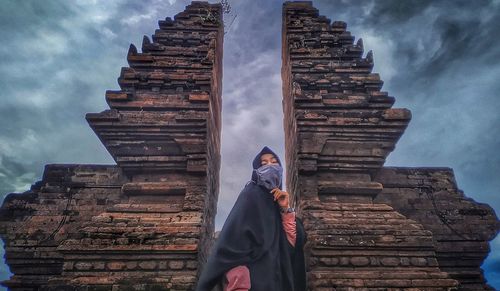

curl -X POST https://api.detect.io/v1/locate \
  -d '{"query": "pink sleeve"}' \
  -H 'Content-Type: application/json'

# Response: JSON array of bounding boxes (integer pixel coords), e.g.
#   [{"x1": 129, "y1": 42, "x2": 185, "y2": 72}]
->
[
  {"x1": 224, "y1": 265, "x2": 251, "y2": 291},
  {"x1": 281, "y1": 212, "x2": 297, "y2": 247}
]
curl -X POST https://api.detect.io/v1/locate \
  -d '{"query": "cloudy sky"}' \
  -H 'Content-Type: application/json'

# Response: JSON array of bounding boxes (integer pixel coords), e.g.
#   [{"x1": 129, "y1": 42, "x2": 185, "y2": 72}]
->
[{"x1": 0, "y1": 0, "x2": 499, "y2": 288}]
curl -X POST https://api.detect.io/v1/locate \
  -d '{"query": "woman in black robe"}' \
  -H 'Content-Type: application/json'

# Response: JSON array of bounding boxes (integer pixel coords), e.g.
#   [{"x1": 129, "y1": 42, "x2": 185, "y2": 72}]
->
[{"x1": 195, "y1": 146, "x2": 307, "y2": 291}]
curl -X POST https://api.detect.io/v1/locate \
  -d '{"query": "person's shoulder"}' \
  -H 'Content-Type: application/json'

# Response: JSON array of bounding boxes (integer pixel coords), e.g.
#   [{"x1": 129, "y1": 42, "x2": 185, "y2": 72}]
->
[
  {"x1": 239, "y1": 181, "x2": 258, "y2": 199},
  {"x1": 241, "y1": 180, "x2": 261, "y2": 193},
  {"x1": 236, "y1": 181, "x2": 270, "y2": 205}
]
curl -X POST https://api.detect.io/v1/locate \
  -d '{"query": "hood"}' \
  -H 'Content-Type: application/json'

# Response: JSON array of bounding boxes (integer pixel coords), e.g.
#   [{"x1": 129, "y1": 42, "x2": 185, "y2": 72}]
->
[
  {"x1": 251, "y1": 146, "x2": 283, "y2": 189},
  {"x1": 252, "y1": 146, "x2": 283, "y2": 169}
]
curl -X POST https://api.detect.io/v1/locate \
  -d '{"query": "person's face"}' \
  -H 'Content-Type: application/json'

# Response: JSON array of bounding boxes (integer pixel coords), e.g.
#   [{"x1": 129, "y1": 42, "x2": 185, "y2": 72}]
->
[{"x1": 260, "y1": 153, "x2": 279, "y2": 166}]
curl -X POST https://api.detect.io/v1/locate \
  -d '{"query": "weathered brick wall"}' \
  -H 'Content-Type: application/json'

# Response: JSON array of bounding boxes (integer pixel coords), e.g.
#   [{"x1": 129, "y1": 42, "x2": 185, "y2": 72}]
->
[
  {"x1": 374, "y1": 167, "x2": 500, "y2": 290},
  {"x1": 0, "y1": 2, "x2": 223, "y2": 290},
  {"x1": 282, "y1": 1, "x2": 498, "y2": 290},
  {"x1": 0, "y1": 165, "x2": 126, "y2": 290}
]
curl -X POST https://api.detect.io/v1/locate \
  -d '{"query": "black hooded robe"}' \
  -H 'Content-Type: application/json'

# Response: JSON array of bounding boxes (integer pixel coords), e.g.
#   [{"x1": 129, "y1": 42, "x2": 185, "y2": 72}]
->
[{"x1": 195, "y1": 146, "x2": 307, "y2": 291}]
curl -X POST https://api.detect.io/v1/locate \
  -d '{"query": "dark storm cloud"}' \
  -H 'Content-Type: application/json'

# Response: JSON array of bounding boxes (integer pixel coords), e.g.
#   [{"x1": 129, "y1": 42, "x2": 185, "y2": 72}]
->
[
  {"x1": 0, "y1": 0, "x2": 190, "y2": 192},
  {"x1": 0, "y1": 0, "x2": 499, "y2": 288},
  {"x1": 0, "y1": 154, "x2": 39, "y2": 205},
  {"x1": 215, "y1": 0, "x2": 286, "y2": 224}
]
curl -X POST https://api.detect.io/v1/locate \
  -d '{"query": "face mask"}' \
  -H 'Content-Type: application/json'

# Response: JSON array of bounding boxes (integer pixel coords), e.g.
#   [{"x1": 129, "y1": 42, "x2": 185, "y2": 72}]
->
[{"x1": 253, "y1": 163, "x2": 283, "y2": 191}]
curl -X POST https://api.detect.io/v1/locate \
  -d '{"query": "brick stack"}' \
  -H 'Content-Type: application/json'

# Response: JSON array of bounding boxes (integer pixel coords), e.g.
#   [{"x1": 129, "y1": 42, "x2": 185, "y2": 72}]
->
[
  {"x1": 0, "y1": 2, "x2": 222, "y2": 290},
  {"x1": 282, "y1": 1, "x2": 471, "y2": 289},
  {"x1": 374, "y1": 167, "x2": 500, "y2": 290}
]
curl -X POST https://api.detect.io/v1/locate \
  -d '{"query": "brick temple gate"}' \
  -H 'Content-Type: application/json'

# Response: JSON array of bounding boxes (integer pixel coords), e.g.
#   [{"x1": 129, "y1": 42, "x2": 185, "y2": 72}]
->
[
  {"x1": 0, "y1": 2, "x2": 222, "y2": 290},
  {"x1": 0, "y1": 1, "x2": 498, "y2": 290},
  {"x1": 281, "y1": 2, "x2": 498, "y2": 290}
]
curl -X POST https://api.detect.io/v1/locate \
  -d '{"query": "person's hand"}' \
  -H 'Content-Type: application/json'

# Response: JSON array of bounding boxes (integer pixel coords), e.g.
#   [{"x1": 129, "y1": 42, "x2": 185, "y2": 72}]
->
[{"x1": 271, "y1": 188, "x2": 290, "y2": 209}]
